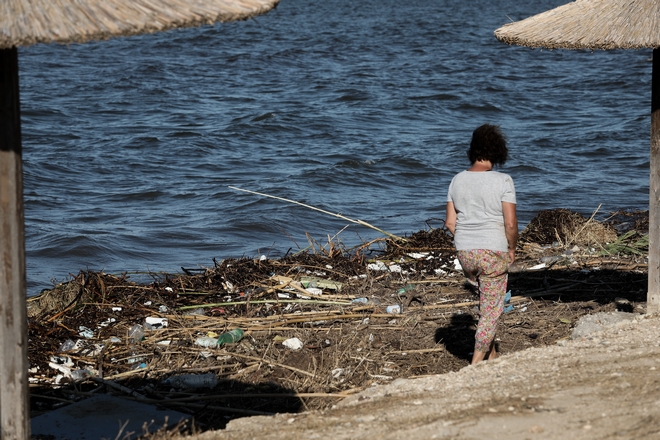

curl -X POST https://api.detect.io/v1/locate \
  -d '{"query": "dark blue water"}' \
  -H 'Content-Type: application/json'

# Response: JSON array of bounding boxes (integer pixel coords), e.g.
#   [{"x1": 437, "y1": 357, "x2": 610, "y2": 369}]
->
[{"x1": 18, "y1": 0, "x2": 651, "y2": 296}]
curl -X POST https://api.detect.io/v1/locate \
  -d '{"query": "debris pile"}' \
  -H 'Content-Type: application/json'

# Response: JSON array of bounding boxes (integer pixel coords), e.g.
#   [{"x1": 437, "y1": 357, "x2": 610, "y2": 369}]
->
[{"x1": 27, "y1": 209, "x2": 649, "y2": 431}]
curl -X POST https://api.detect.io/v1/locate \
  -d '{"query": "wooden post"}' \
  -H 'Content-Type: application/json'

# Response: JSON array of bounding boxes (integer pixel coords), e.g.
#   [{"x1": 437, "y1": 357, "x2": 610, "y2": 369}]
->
[
  {"x1": 650, "y1": 47, "x2": 660, "y2": 313},
  {"x1": 0, "y1": 47, "x2": 30, "y2": 439}
]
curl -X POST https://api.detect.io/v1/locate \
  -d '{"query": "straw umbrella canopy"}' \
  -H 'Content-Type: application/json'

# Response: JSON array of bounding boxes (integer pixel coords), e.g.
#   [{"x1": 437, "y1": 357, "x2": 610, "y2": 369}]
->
[
  {"x1": 495, "y1": 0, "x2": 660, "y2": 314},
  {"x1": 0, "y1": 0, "x2": 279, "y2": 438}
]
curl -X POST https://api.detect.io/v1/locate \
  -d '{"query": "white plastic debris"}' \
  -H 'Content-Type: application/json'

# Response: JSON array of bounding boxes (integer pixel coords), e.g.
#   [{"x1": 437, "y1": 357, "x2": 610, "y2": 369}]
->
[
  {"x1": 195, "y1": 336, "x2": 219, "y2": 348},
  {"x1": 386, "y1": 305, "x2": 401, "y2": 314},
  {"x1": 367, "y1": 261, "x2": 388, "y2": 271},
  {"x1": 99, "y1": 318, "x2": 116, "y2": 327},
  {"x1": 78, "y1": 326, "x2": 94, "y2": 339},
  {"x1": 145, "y1": 317, "x2": 168, "y2": 329},
  {"x1": 453, "y1": 258, "x2": 462, "y2": 271},
  {"x1": 305, "y1": 287, "x2": 323, "y2": 296},
  {"x1": 49, "y1": 355, "x2": 74, "y2": 377},
  {"x1": 529, "y1": 263, "x2": 547, "y2": 270},
  {"x1": 282, "y1": 337, "x2": 304, "y2": 350},
  {"x1": 260, "y1": 255, "x2": 268, "y2": 261},
  {"x1": 165, "y1": 287, "x2": 174, "y2": 293},
  {"x1": 58, "y1": 339, "x2": 76, "y2": 352}
]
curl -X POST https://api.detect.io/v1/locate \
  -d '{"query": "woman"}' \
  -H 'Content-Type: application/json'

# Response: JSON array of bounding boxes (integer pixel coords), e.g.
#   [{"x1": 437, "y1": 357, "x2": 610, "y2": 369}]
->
[{"x1": 445, "y1": 124, "x2": 518, "y2": 365}]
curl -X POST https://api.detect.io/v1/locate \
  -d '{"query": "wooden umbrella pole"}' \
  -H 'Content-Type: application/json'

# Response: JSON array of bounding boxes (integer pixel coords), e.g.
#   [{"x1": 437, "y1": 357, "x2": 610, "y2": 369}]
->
[
  {"x1": 0, "y1": 47, "x2": 30, "y2": 439},
  {"x1": 228, "y1": 186, "x2": 406, "y2": 242},
  {"x1": 649, "y1": 47, "x2": 660, "y2": 313}
]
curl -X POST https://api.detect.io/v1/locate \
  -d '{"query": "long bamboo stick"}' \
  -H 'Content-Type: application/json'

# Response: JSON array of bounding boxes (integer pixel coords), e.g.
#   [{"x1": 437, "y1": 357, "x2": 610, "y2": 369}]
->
[{"x1": 229, "y1": 186, "x2": 406, "y2": 241}]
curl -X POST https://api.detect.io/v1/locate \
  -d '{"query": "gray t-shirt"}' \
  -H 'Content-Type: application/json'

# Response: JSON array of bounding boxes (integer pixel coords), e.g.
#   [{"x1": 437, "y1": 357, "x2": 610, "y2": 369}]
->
[{"x1": 446, "y1": 170, "x2": 516, "y2": 252}]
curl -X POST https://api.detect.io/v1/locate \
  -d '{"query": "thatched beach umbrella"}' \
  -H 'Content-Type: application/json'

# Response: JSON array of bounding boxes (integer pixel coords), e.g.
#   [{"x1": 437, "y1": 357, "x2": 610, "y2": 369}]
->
[
  {"x1": 495, "y1": 0, "x2": 660, "y2": 313},
  {"x1": 0, "y1": 0, "x2": 279, "y2": 437}
]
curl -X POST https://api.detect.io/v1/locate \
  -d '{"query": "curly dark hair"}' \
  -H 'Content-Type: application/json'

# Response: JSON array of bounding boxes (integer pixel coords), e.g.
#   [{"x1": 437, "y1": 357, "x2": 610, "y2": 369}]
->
[{"x1": 467, "y1": 124, "x2": 508, "y2": 166}]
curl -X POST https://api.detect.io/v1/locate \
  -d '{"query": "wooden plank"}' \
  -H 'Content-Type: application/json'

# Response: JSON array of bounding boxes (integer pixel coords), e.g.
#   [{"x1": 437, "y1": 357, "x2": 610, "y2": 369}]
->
[
  {"x1": 649, "y1": 48, "x2": 660, "y2": 313},
  {"x1": 0, "y1": 47, "x2": 30, "y2": 439}
]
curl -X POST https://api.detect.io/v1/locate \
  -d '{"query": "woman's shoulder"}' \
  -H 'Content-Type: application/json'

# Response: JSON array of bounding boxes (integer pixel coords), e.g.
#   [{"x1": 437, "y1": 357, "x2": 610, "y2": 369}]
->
[{"x1": 490, "y1": 171, "x2": 514, "y2": 181}]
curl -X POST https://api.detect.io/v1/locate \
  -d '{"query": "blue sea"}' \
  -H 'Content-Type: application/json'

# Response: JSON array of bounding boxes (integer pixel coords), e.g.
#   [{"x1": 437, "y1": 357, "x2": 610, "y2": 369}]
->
[{"x1": 17, "y1": 0, "x2": 651, "y2": 296}]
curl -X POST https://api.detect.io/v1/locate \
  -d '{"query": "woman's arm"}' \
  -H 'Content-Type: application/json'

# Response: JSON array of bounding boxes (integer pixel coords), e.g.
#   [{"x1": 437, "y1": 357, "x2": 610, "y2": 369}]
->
[
  {"x1": 445, "y1": 201, "x2": 457, "y2": 235},
  {"x1": 502, "y1": 201, "x2": 518, "y2": 263}
]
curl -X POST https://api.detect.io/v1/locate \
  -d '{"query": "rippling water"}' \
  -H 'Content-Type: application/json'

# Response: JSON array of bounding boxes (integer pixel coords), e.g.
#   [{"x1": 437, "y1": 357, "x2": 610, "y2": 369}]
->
[{"x1": 18, "y1": 0, "x2": 651, "y2": 295}]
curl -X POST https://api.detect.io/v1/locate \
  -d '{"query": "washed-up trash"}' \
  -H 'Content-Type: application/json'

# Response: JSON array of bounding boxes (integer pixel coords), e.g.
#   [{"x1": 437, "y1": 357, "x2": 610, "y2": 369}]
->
[
  {"x1": 127, "y1": 355, "x2": 146, "y2": 364},
  {"x1": 282, "y1": 337, "x2": 303, "y2": 350},
  {"x1": 351, "y1": 297, "x2": 381, "y2": 306},
  {"x1": 367, "y1": 261, "x2": 388, "y2": 271},
  {"x1": 453, "y1": 258, "x2": 462, "y2": 271},
  {"x1": 300, "y1": 276, "x2": 343, "y2": 291},
  {"x1": 217, "y1": 329, "x2": 244, "y2": 345},
  {"x1": 99, "y1": 318, "x2": 116, "y2": 327},
  {"x1": 70, "y1": 369, "x2": 94, "y2": 382},
  {"x1": 58, "y1": 339, "x2": 76, "y2": 352},
  {"x1": 162, "y1": 373, "x2": 218, "y2": 389},
  {"x1": 305, "y1": 287, "x2": 323, "y2": 296},
  {"x1": 195, "y1": 337, "x2": 219, "y2": 348},
  {"x1": 397, "y1": 284, "x2": 415, "y2": 295},
  {"x1": 49, "y1": 355, "x2": 74, "y2": 377},
  {"x1": 78, "y1": 326, "x2": 94, "y2": 339},
  {"x1": 529, "y1": 263, "x2": 546, "y2": 270},
  {"x1": 145, "y1": 317, "x2": 168, "y2": 329},
  {"x1": 70, "y1": 339, "x2": 104, "y2": 357},
  {"x1": 504, "y1": 290, "x2": 514, "y2": 313},
  {"x1": 540, "y1": 256, "x2": 562, "y2": 264},
  {"x1": 128, "y1": 324, "x2": 145, "y2": 342},
  {"x1": 195, "y1": 329, "x2": 244, "y2": 347},
  {"x1": 386, "y1": 305, "x2": 401, "y2": 314},
  {"x1": 183, "y1": 307, "x2": 206, "y2": 316}
]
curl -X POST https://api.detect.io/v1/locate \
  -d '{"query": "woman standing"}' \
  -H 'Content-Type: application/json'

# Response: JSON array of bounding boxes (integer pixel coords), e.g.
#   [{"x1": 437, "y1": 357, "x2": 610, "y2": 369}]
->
[{"x1": 445, "y1": 124, "x2": 518, "y2": 365}]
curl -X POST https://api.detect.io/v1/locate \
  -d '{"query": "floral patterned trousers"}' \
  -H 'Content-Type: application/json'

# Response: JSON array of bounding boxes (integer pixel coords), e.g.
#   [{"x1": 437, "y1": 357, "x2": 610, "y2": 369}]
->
[{"x1": 457, "y1": 249, "x2": 509, "y2": 353}]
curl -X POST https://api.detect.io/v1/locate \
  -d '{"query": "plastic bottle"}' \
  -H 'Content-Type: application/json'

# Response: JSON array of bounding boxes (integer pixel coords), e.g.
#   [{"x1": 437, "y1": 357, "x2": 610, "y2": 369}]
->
[
  {"x1": 58, "y1": 339, "x2": 76, "y2": 352},
  {"x1": 216, "y1": 328, "x2": 244, "y2": 345},
  {"x1": 397, "y1": 284, "x2": 416, "y2": 295},
  {"x1": 386, "y1": 304, "x2": 402, "y2": 314},
  {"x1": 128, "y1": 324, "x2": 145, "y2": 342},
  {"x1": 70, "y1": 369, "x2": 93, "y2": 381}
]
